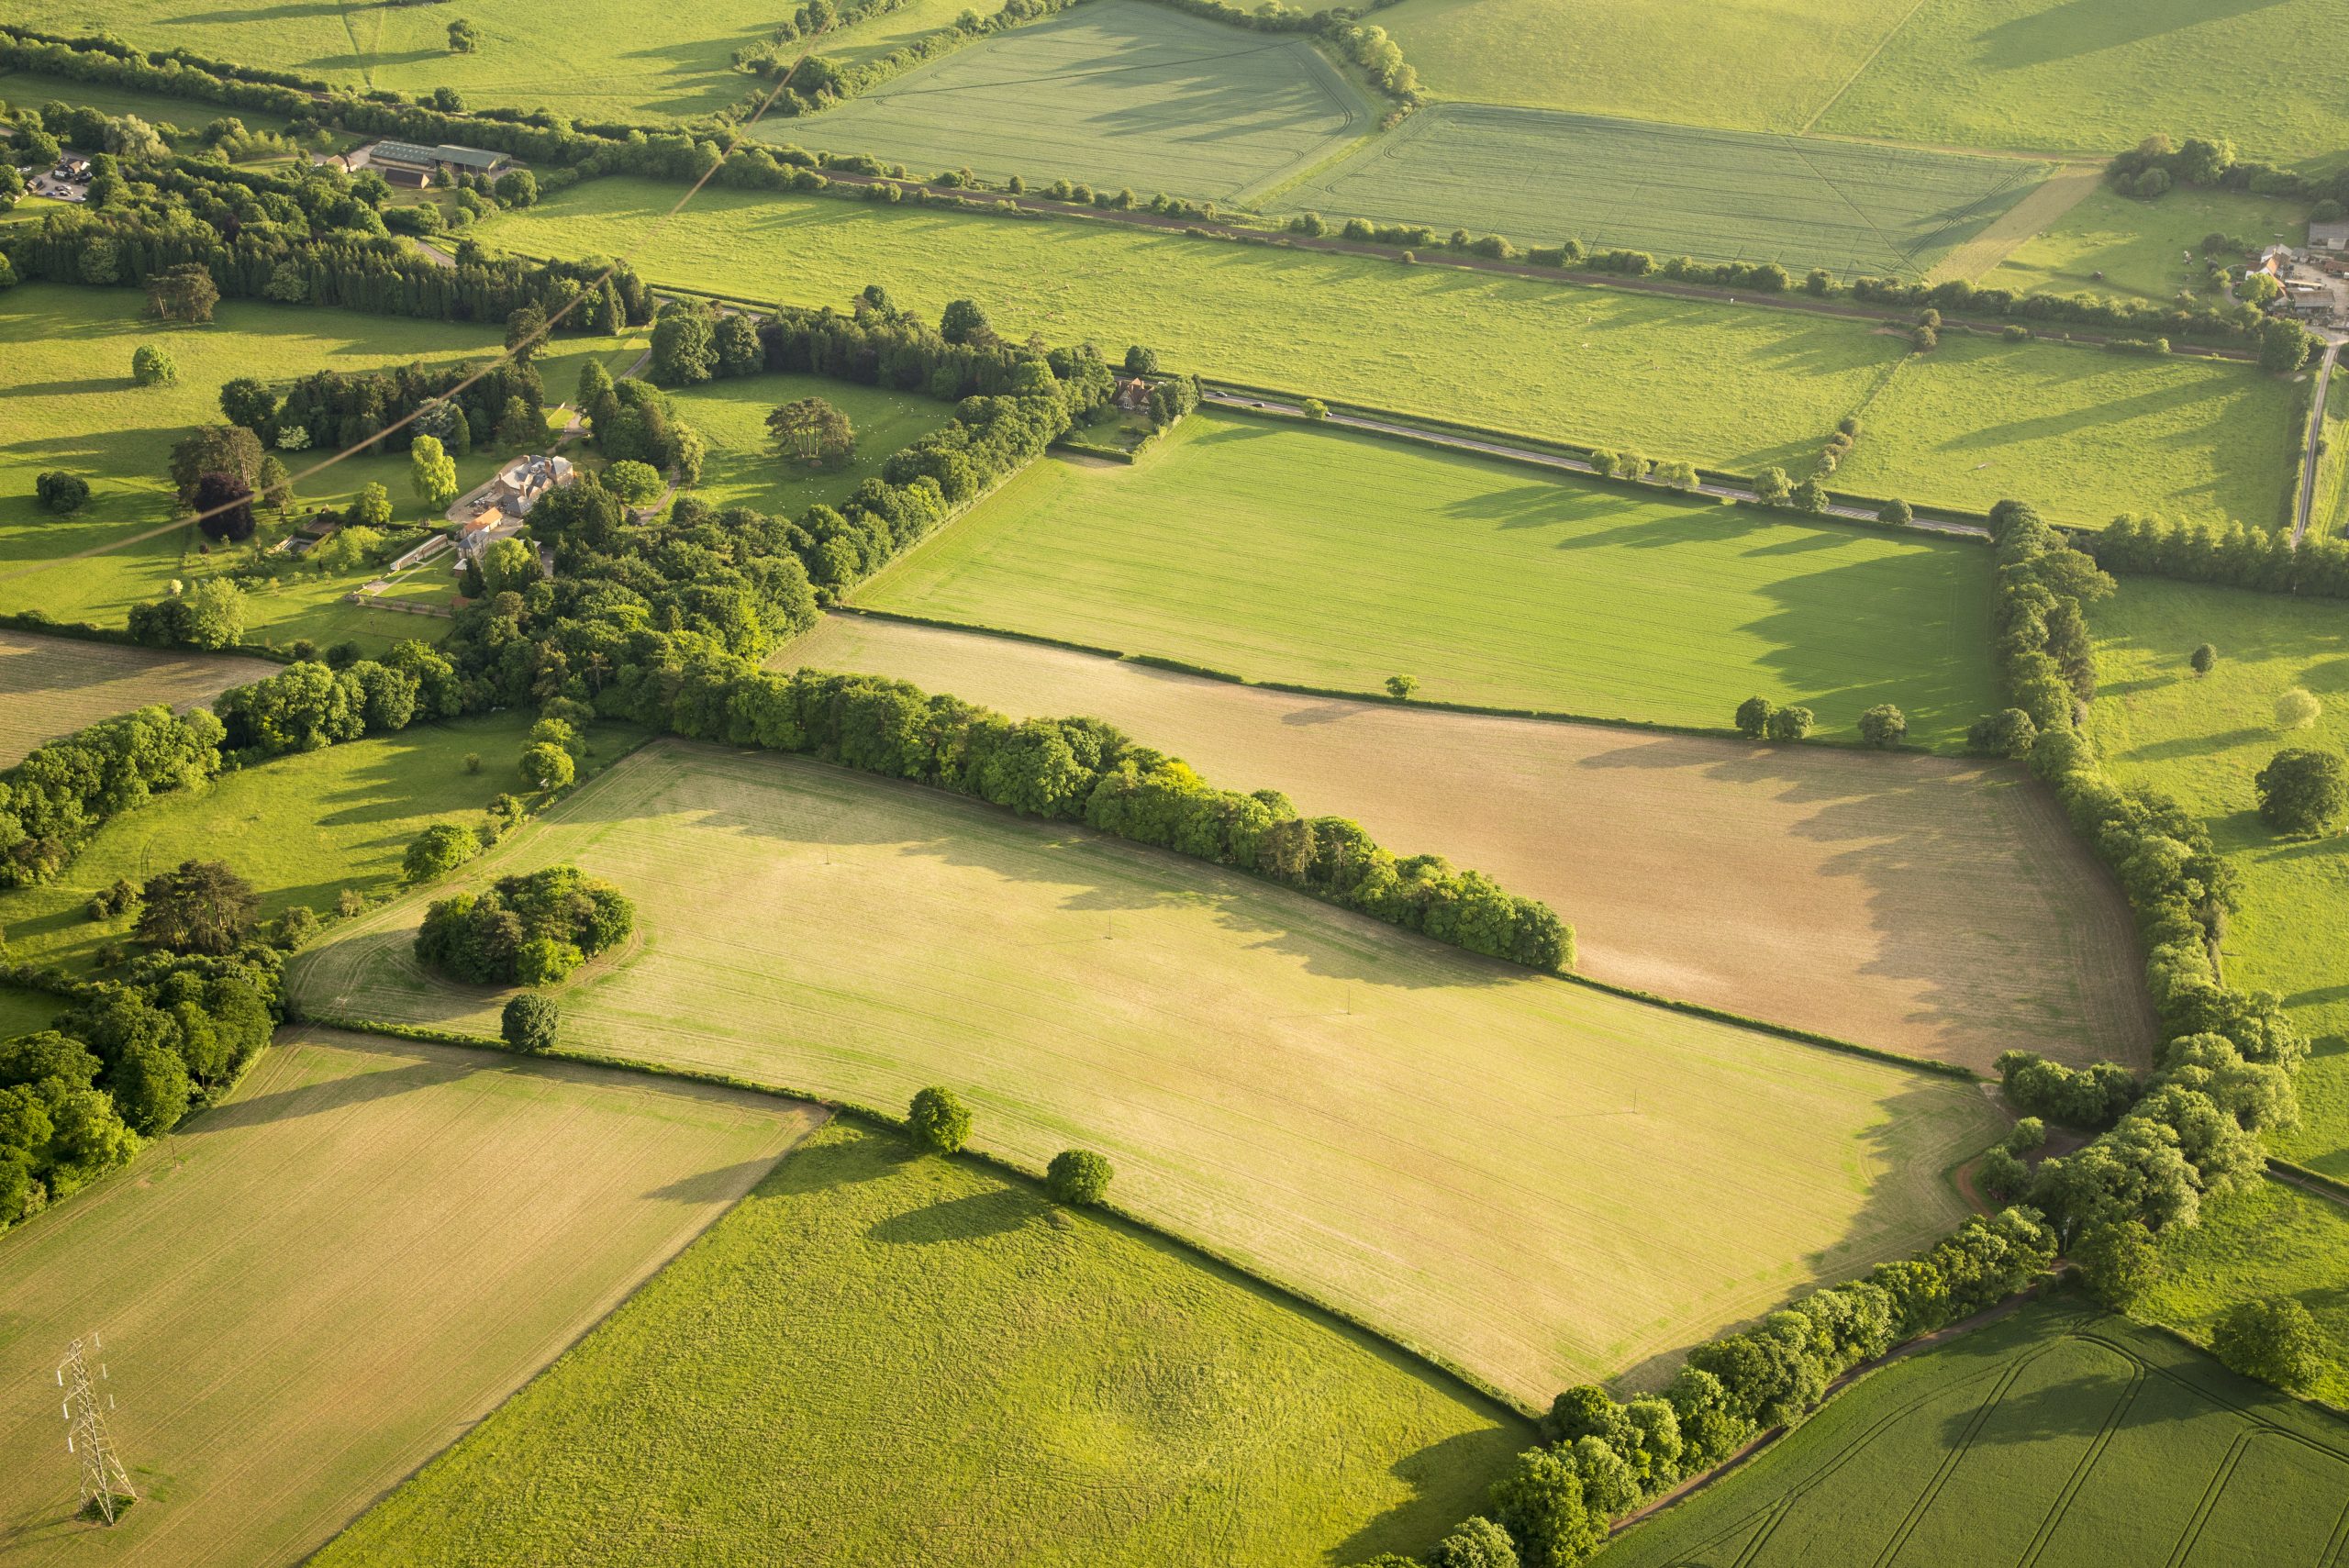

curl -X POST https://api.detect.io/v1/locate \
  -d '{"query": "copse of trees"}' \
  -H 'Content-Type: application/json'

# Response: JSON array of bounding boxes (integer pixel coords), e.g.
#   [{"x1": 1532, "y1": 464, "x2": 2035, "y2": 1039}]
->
[
  {"x1": 414, "y1": 863, "x2": 634, "y2": 986},
  {"x1": 0, "y1": 705, "x2": 224, "y2": 887},
  {"x1": 1994, "y1": 1050, "x2": 2142, "y2": 1129}
]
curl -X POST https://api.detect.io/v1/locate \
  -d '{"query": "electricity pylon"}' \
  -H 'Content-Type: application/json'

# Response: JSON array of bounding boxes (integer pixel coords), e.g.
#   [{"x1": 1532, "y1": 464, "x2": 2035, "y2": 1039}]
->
[{"x1": 57, "y1": 1336, "x2": 135, "y2": 1526}]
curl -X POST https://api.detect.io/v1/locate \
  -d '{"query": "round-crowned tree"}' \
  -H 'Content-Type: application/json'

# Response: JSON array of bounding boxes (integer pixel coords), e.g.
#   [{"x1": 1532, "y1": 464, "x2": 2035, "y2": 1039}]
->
[
  {"x1": 131, "y1": 342, "x2": 176, "y2": 386},
  {"x1": 37, "y1": 471, "x2": 91, "y2": 514},
  {"x1": 135, "y1": 859, "x2": 260, "y2": 953},
  {"x1": 2254, "y1": 748, "x2": 2347, "y2": 836},
  {"x1": 2213, "y1": 1296, "x2": 2324, "y2": 1391},
  {"x1": 2189, "y1": 642, "x2": 2218, "y2": 675},
  {"x1": 403, "y1": 821, "x2": 482, "y2": 883},
  {"x1": 1765, "y1": 704, "x2": 1815, "y2": 742},
  {"x1": 1857, "y1": 704, "x2": 1908, "y2": 748},
  {"x1": 520, "y1": 741, "x2": 576, "y2": 791},
  {"x1": 908, "y1": 1085, "x2": 971, "y2": 1153},
  {"x1": 501, "y1": 993, "x2": 560, "y2": 1053},
  {"x1": 1045, "y1": 1149, "x2": 1113, "y2": 1206},
  {"x1": 1734, "y1": 695, "x2": 1776, "y2": 739}
]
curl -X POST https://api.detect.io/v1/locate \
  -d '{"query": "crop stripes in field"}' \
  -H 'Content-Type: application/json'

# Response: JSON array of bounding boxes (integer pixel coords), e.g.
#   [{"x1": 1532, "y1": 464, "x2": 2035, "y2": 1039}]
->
[
  {"x1": 871, "y1": 38, "x2": 1304, "y2": 99},
  {"x1": 1777, "y1": 139, "x2": 1907, "y2": 274},
  {"x1": 2165, "y1": 1430, "x2": 2254, "y2": 1568},
  {"x1": 1869, "y1": 1355, "x2": 2034, "y2": 1568},
  {"x1": 2012, "y1": 1354, "x2": 2145, "y2": 1567}
]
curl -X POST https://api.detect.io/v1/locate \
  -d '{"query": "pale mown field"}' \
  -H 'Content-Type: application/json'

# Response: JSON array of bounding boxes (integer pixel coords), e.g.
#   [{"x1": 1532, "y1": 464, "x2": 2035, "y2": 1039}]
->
[
  {"x1": 0, "y1": 629, "x2": 273, "y2": 766},
  {"x1": 293, "y1": 740, "x2": 2009, "y2": 1403},
  {"x1": 0, "y1": 1031, "x2": 820, "y2": 1567},
  {"x1": 784, "y1": 615, "x2": 2158, "y2": 1073}
]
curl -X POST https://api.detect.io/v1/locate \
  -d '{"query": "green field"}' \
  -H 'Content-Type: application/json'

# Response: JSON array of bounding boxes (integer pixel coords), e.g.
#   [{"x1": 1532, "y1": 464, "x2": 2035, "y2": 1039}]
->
[
  {"x1": 0, "y1": 628, "x2": 273, "y2": 765},
  {"x1": 856, "y1": 410, "x2": 2000, "y2": 746},
  {"x1": 1815, "y1": 0, "x2": 2349, "y2": 161},
  {"x1": 2313, "y1": 396, "x2": 2349, "y2": 544},
  {"x1": 0, "y1": 285, "x2": 642, "y2": 651},
  {"x1": 479, "y1": 183, "x2": 2295, "y2": 522},
  {"x1": 0, "y1": 1029, "x2": 821, "y2": 1567},
  {"x1": 664, "y1": 371, "x2": 955, "y2": 518},
  {"x1": 0, "y1": 710, "x2": 641, "y2": 976},
  {"x1": 0, "y1": 981, "x2": 60, "y2": 1037},
  {"x1": 0, "y1": 68, "x2": 296, "y2": 137},
  {"x1": 1373, "y1": 0, "x2": 1916, "y2": 131},
  {"x1": 310, "y1": 1118, "x2": 1529, "y2": 1567},
  {"x1": 2084, "y1": 579, "x2": 2349, "y2": 1165},
  {"x1": 1831, "y1": 331, "x2": 2299, "y2": 528},
  {"x1": 1593, "y1": 1296, "x2": 2349, "y2": 1567},
  {"x1": 779, "y1": 1, "x2": 1374, "y2": 204},
  {"x1": 1979, "y1": 184, "x2": 2311, "y2": 305},
  {"x1": 292, "y1": 740, "x2": 2007, "y2": 1403},
  {"x1": 2137, "y1": 1181, "x2": 2349, "y2": 1411},
  {"x1": 1280, "y1": 105, "x2": 2052, "y2": 278}
]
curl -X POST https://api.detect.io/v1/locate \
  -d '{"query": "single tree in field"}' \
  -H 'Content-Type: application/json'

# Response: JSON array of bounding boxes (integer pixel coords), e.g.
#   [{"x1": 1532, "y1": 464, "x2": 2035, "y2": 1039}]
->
[
  {"x1": 766, "y1": 397, "x2": 857, "y2": 469},
  {"x1": 2189, "y1": 642, "x2": 2218, "y2": 675},
  {"x1": 502, "y1": 994, "x2": 560, "y2": 1053},
  {"x1": 411, "y1": 435, "x2": 459, "y2": 513},
  {"x1": 1385, "y1": 673, "x2": 1419, "y2": 701},
  {"x1": 36, "y1": 471, "x2": 90, "y2": 514},
  {"x1": 448, "y1": 16, "x2": 480, "y2": 51},
  {"x1": 1045, "y1": 1149, "x2": 1112, "y2": 1206},
  {"x1": 2254, "y1": 748, "x2": 2347, "y2": 836},
  {"x1": 1734, "y1": 695, "x2": 1776, "y2": 739},
  {"x1": 136, "y1": 860, "x2": 260, "y2": 954},
  {"x1": 908, "y1": 1085, "x2": 972, "y2": 1153},
  {"x1": 130, "y1": 342, "x2": 176, "y2": 386},
  {"x1": 2073, "y1": 1220, "x2": 2160, "y2": 1310},
  {"x1": 1857, "y1": 704, "x2": 1907, "y2": 748},
  {"x1": 404, "y1": 822, "x2": 481, "y2": 883},
  {"x1": 2276, "y1": 685, "x2": 2322, "y2": 730},
  {"x1": 2213, "y1": 1296, "x2": 2324, "y2": 1391}
]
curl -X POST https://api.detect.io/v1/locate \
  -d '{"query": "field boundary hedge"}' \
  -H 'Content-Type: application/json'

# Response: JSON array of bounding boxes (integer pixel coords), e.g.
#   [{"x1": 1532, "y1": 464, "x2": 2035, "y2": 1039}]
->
[{"x1": 284, "y1": 1009, "x2": 1538, "y2": 1414}]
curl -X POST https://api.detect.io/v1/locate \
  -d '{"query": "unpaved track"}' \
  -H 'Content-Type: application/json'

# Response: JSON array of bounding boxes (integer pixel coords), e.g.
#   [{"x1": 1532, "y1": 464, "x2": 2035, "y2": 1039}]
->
[{"x1": 782, "y1": 615, "x2": 2157, "y2": 1071}]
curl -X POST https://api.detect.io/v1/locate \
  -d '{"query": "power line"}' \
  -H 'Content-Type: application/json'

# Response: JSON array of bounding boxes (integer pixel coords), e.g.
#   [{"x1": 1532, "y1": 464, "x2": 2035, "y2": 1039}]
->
[
  {"x1": 0, "y1": 38, "x2": 828, "y2": 585},
  {"x1": 57, "y1": 1335, "x2": 135, "y2": 1527}
]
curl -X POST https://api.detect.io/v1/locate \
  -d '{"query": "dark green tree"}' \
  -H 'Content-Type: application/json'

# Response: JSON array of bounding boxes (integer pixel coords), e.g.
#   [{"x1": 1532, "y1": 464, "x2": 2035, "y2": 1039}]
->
[
  {"x1": 2254, "y1": 749, "x2": 2346, "y2": 836},
  {"x1": 2212, "y1": 1296, "x2": 2324, "y2": 1391},
  {"x1": 501, "y1": 993, "x2": 560, "y2": 1053},
  {"x1": 1857, "y1": 705, "x2": 1907, "y2": 747},
  {"x1": 135, "y1": 860, "x2": 260, "y2": 955},
  {"x1": 1734, "y1": 695, "x2": 1775, "y2": 739},
  {"x1": 1045, "y1": 1148, "x2": 1112, "y2": 1205},
  {"x1": 908, "y1": 1085, "x2": 971, "y2": 1153}
]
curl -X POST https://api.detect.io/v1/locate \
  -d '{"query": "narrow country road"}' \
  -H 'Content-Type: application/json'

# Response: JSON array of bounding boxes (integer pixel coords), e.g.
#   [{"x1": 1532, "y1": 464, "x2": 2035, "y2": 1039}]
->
[
  {"x1": 2294, "y1": 339, "x2": 2340, "y2": 543},
  {"x1": 1199, "y1": 388, "x2": 1993, "y2": 539}
]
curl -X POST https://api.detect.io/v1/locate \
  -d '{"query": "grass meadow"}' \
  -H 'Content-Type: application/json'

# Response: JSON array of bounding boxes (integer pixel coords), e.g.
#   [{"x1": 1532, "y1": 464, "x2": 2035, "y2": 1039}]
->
[
  {"x1": 1978, "y1": 184, "x2": 2311, "y2": 305},
  {"x1": 1831, "y1": 331, "x2": 2300, "y2": 528},
  {"x1": 0, "y1": 628, "x2": 273, "y2": 765},
  {"x1": 1814, "y1": 0, "x2": 2349, "y2": 161},
  {"x1": 310, "y1": 1118, "x2": 1530, "y2": 1567},
  {"x1": 0, "y1": 285, "x2": 643, "y2": 651},
  {"x1": 0, "y1": 982, "x2": 61, "y2": 1038},
  {"x1": 0, "y1": 68, "x2": 297, "y2": 137},
  {"x1": 2137, "y1": 1182, "x2": 2349, "y2": 1411},
  {"x1": 1592, "y1": 1298, "x2": 2349, "y2": 1567},
  {"x1": 663, "y1": 372, "x2": 954, "y2": 519},
  {"x1": 1372, "y1": 0, "x2": 1916, "y2": 131},
  {"x1": 784, "y1": 614, "x2": 2159, "y2": 1072},
  {"x1": 2083, "y1": 580, "x2": 2349, "y2": 1167},
  {"x1": 291, "y1": 740, "x2": 2009, "y2": 1403},
  {"x1": 858, "y1": 410, "x2": 2001, "y2": 746},
  {"x1": 778, "y1": 2, "x2": 1375, "y2": 203},
  {"x1": 1280, "y1": 106, "x2": 2051, "y2": 278},
  {"x1": 0, "y1": 711, "x2": 645, "y2": 977},
  {"x1": 0, "y1": 1030, "x2": 820, "y2": 1567},
  {"x1": 480, "y1": 183, "x2": 2296, "y2": 520}
]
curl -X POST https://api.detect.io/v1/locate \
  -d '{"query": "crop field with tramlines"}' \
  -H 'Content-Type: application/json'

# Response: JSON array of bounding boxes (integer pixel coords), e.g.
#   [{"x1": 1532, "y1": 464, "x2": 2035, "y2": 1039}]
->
[
  {"x1": 291, "y1": 740, "x2": 2008, "y2": 1404},
  {"x1": 0, "y1": 628, "x2": 271, "y2": 765},
  {"x1": 777, "y1": 1, "x2": 1374, "y2": 203},
  {"x1": 1281, "y1": 106, "x2": 2053, "y2": 278}
]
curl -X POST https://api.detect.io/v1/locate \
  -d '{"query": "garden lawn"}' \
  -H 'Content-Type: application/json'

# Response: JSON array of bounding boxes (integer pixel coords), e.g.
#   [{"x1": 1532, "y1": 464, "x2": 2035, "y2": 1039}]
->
[
  {"x1": 856, "y1": 411, "x2": 2000, "y2": 747},
  {"x1": 1978, "y1": 184, "x2": 2311, "y2": 306},
  {"x1": 0, "y1": 284, "x2": 641, "y2": 651},
  {"x1": 0, "y1": 628, "x2": 273, "y2": 765},
  {"x1": 783, "y1": 615, "x2": 2158, "y2": 1073},
  {"x1": 477, "y1": 179, "x2": 1886, "y2": 476},
  {"x1": 1280, "y1": 106, "x2": 2051, "y2": 278},
  {"x1": 19, "y1": 0, "x2": 783, "y2": 122},
  {"x1": 778, "y1": 1, "x2": 1375, "y2": 204},
  {"x1": 478, "y1": 182, "x2": 2290, "y2": 519},
  {"x1": 662, "y1": 371, "x2": 955, "y2": 518},
  {"x1": 292, "y1": 740, "x2": 2011, "y2": 1404},
  {"x1": 0, "y1": 1029, "x2": 820, "y2": 1567},
  {"x1": 1591, "y1": 1297, "x2": 2349, "y2": 1567},
  {"x1": 1814, "y1": 0, "x2": 2349, "y2": 162},
  {"x1": 1370, "y1": 0, "x2": 1915, "y2": 131},
  {"x1": 2137, "y1": 1181, "x2": 2349, "y2": 1412},
  {"x1": 1830, "y1": 331, "x2": 2299, "y2": 528},
  {"x1": 2083, "y1": 579, "x2": 2349, "y2": 1166},
  {"x1": 309, "y1": 1118, "x2": 1529, "y2": 1568},
  {"x1": 0, "y1": 710, "x2": 640, "y2": 977}
]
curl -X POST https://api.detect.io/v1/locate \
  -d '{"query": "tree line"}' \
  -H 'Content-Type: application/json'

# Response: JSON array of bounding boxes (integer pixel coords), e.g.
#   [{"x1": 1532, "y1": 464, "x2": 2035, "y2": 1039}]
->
[{"x1": 2087, "y1": 512, "x2": 2349, "y2": 600}]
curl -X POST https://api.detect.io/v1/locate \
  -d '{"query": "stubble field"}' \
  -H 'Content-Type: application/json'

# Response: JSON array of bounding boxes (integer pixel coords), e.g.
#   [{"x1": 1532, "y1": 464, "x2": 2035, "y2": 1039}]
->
[
  {"x1": 291, "y1": 740, "x2": 2010, "y2": 1403},
  {"x1": 0, "y1": 628, "x2": 273, "y2": 765},
  {"x1": 854, "y1": 410, "x2": 2001, "y2": 748},
  {"x1": 0, "y1": 1030, "x2": 822, "y2": 1567},
  {"x1": 308, "y1": 1118, "x2": 1531, "y2": 1568},
  {"x1": 784, "y1": 614, "x2": 2157, "y2": 1071},
  {"x1": 1281, "y1": 106, "x2": 2051, "y2": 278}
]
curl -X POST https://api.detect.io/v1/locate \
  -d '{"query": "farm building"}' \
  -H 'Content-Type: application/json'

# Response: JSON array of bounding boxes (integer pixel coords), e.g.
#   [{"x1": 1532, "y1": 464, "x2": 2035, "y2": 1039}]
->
[
  {"x1": 2309, "y1": 218, "x2": 2349, "y2": 251},
  {"x1": 359, "y1": 140, "x2": 514, "y2": 185}
]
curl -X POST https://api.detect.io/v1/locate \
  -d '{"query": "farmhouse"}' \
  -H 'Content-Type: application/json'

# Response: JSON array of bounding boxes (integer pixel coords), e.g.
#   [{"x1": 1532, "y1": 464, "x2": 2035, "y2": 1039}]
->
[
  {"x1": 359, "y1": 139, "x2": 514, "y2": 186},
  {"x1": 1113, "y1": 377, "x2": 1152, "y2": 413},
  {"x1": 491, "y1": 452, "x2": 573, "y2": 515}
]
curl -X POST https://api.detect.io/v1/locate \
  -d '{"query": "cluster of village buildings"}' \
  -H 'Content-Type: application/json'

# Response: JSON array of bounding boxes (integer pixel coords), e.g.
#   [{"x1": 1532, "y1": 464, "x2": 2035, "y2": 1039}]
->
[{"x1": 2257, "y1": 219, "x2": 2349, "y2": 331}]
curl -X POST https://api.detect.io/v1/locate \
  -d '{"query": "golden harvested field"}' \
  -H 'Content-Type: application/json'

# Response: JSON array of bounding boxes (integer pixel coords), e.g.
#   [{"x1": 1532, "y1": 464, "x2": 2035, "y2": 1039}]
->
[
  {"x1": 0, "y1": 1030, "x2": 822, "y2": 1567},
  {"x1": 784, "y1": 616, "x2": 2158, "y2": 1072},
  {"x1": 0, "y1": 628, "x2": 273, "y2": 765},
  {"x1": 293, "y1": 741, "x2": 2009, "y2": 1403}
]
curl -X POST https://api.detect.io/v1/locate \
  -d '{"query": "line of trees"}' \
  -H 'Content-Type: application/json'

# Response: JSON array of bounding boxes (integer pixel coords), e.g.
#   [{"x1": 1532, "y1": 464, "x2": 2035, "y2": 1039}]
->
[{"x1": 2086, "y1": 512, "x2": 2349, "y2": 600}]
